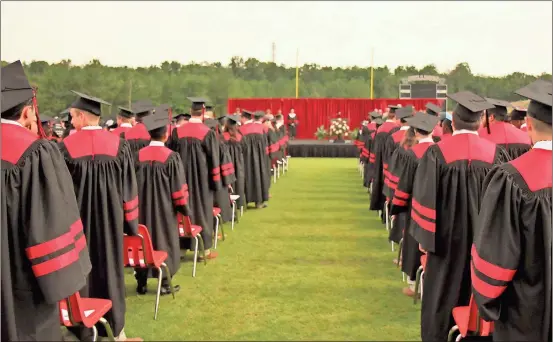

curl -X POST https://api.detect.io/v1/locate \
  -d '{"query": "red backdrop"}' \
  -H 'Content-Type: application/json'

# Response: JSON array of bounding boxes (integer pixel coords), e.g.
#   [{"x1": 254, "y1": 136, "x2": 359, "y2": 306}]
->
[{"x1": 227, "y1": 98, "x2": 445, "y2": 139}]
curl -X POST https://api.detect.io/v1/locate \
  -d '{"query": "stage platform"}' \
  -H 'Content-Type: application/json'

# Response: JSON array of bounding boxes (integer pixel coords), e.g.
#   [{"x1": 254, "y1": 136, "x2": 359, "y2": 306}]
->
[{"x1": 287, "y1": 140, "x2": 358, "y2": 158}]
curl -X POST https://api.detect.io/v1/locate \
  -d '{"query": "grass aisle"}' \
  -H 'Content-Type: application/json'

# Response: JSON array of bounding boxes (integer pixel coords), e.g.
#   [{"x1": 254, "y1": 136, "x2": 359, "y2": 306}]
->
[{"x1": 124, "y1": 158, "x2": 420, "y2": 341}]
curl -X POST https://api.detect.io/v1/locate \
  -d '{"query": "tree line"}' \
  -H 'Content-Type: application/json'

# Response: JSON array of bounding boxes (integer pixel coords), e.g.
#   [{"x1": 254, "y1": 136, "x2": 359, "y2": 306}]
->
[{"x1": 2, "y1": 57, "x2": 551, "y2": 119}]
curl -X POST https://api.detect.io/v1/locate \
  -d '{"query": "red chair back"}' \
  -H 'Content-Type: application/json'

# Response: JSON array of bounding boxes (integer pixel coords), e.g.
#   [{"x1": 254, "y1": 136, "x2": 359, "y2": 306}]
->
[
  {"x1": 467, "y1": 295, "x2": 494, "y2": 336},
  {"x1": 177, "y1": 213, "x2": 196, "y2": 237},
  {"x1": 123, "y1": 225, "x2": 155, "y2": 267},
  {"x1": 58, "y1": 292, "x2": 85, "y2": 326},
  {"x1": 420, "y1": 254, "x2": 427, "y2": 270}
]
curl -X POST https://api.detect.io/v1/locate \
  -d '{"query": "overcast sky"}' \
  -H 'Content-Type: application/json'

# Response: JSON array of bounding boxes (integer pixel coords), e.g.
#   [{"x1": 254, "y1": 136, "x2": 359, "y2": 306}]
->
[{"x1": 1, "y1": 1, "x2": 551, "y2": 76}]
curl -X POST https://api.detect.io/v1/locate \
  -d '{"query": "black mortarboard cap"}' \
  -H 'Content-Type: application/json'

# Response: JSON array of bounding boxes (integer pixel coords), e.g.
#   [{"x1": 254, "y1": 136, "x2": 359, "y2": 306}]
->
[
  {"x1": 485, "y1": 97, "x2": 511, "y2": 118},
  {"x1": 242, "y1": 109, "x2": 253, "y2": 119},
  {"x1": 406, "y1": 112, "x2": 439, "y2": 132},
  {"x1": 131, "y1": 100, "x2": 154, "y2": 113},
  {"x1": 205, "y1": 104, "x2": 214, "y2": 111},
  {"x1": 118, "y1": 107, "x2": 135, "y2": 119},
  {"x1": 447, "y1": 91, "x2": 494, "y2": 123},
  {"x1": 388, "y1": 104, "x2": 402, "y2": 113},
  {"x1": 425, "y1": 102, "x2": 442, "y2": 116},
  {"x1": 370, "y1": 111, "x2": 382, "y2": 119},
  {"x1": 153, "y1": 104, "x2": 170, "y2": 116},
  {"x1": 40, "y1": 114, "x2": 53, "y2": 123},
  {"x1": 254, "y1": 111, "x2": 265, "y2": 119},
  {"x1": 396, "y1": 105, "x2": 414, "y2": 120},
  {"x1": 509, "y1": 108, "x2": 527, "y2": 121},
  {"x1": 514, "y1": 79, "x2": 552, "y2": 125},
  {"x1": 373, "y1": 117, "x2": 384, "y2": 125},
  {"x1": 187, "y1": 97, "x2": 209, "y2": 111},
  {"x1": 143, "y1": 111, "x2": 169, "y2": 132},
  {"x1": 70, "y1": 90, "x2": 111, "y2": 116},
  {"x1": 135, "y1": 107, "x2": 152, "y2": 118},
  {"x1": 1, "y1": 60, "x2": 34, "y2": 115},
  {"x1": 226, "y1": 114, "x2": 241, "y2": 124}
]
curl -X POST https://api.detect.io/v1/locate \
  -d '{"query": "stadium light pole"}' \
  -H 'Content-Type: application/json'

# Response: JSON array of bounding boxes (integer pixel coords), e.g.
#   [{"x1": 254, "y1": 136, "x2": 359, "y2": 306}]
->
[
  {"x1": 295, "y1": 48, "x2": 299, "y2": 99},
  {"x1": 370, "y1": 48, "x2": 374, "y2": 99}
]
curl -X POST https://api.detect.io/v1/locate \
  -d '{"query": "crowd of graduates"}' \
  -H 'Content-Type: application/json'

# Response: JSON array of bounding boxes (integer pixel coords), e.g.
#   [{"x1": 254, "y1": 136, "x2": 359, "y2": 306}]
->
[
  {"x1": 1, "y1": 60, "x2": 292, "y2": 342},
  {"x1": 356, "y1": 80, "x2": 552, "y2": 341}
]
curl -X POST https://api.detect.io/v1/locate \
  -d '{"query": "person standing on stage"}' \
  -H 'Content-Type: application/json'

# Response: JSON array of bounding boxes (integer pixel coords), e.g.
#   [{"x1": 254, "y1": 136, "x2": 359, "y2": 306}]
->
[
  {"x1": 409, "y1": 91, "x2": 509, "y2": 342},
  {"x1": 1, "y1": 60, "x2": 92, "y2": 342},
  {"x1": 287, "y1": 108, "x2": 298, "y2": 140},
  {"x1": 472, "y1": 79, "x2": 552, "y2": 341},
  {"x1": 60, "y1": 91, "x2": 141, "y2": 341},
  {"x1": 168, "y1": 97, "x2": 221, "y2": 260}
]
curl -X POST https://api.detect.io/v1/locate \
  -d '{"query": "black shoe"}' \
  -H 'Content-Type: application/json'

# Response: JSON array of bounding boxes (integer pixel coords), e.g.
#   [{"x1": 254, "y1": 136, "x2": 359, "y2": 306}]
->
[
  {"x1": 136, "y1": 284, "x2": 148, "y2": 295},
  {"x1": 160, "y1": 284, "x2": 180, "y2": 296}
]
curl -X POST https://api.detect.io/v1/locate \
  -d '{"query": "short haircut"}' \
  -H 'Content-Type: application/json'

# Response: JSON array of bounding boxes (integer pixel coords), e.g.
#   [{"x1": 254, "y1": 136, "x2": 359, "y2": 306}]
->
[
  {"x1": 191, "y1": 109, "x2": 202, "y2": 117},
  {"x1": 452, "y1": 112, "x2": 481, "y2": 131},
  {"x1": 2, "y1": 98, "x2": 33, "y2": 120},
  {"x1": 149, "y1": 126, "x2": 168, "y2": 140},
  {"x1": 530, "y1": 116, "x2": 552, "y2": 134},
  {"x1": 414, "y1": 128, "x2": 432, "y2": 136}
]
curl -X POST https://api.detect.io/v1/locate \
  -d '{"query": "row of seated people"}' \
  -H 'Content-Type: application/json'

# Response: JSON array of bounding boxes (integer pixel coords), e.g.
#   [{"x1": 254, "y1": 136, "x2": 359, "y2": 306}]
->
[
  {"x1": 1, "y1": 60, "x2": 291, "y2": 341},
  {"x1": 356, "y1": 82, "x2": 552, "y2": 342}
]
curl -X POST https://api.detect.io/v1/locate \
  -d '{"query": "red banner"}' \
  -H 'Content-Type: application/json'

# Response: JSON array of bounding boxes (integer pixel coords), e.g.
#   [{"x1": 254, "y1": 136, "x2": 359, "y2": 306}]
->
[{"x1": 227, "y1": 98, "x2": 444, "y2": 139}]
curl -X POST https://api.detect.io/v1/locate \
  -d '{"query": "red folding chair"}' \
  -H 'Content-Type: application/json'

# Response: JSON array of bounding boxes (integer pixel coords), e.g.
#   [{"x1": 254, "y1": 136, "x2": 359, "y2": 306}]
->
[
  {"x1": 177, "y1": 213, "x2": 206, "y2": 277},
  {"x1": 59, "y1": 292, "x2": 115, "y2": 341},
  {"x1": 414, "y1": 253, "x2": 427, "y2": 304},
  {"x1": 213, "y1": 207, "x2": 225, "y2": 249},
  {"x1": 123, "y1": 224, "x2": 175, "y2": 320},
  {"x1": 448, "y1": 295, "x2": 494, "y2": 341}
]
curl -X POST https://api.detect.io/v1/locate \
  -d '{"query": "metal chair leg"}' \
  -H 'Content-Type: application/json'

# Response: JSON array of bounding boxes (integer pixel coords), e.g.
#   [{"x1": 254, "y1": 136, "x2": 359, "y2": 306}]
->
[
  {"x1": 154, "y1": 266, "x2": 162, "y2": 320},
  {"x1": 447, "y1": 325, "x2": 460, "y2": 342},
  {"x1": 98, "y1": 318, "x2": 115, "y2": 342},
  {"x1": 231, "y1": 202, "x2": 236, "y2": 230},
  {"x1": 92, "y1": 325, "x2": 98, "y2": 342},
  {"x1": 240, "y1": 206, "x2": 244, "y2": 217},
  {"x1": 397, "y1": 238, "x2": 403, "y2": 269},
  {"x1": 273, "y1": 168, "x2": 277, "y2": 183},
  {"x1": 192, "y1": 236, "x2": 198, "y2": 277},
  {"x1": 162, "y1": 263, "x2": 175, "y2": 299},
  {"x1": 414, "y1": 265, "x2": 423, "y2": 304},
  {"x1": 218, "y1": 215, "x2": 225, "y2": 241},
  {"x1": 214, "y1": 215, "x2": 219, "y2": 249},
  {"x1": 198, "y1": 235, "x2": 206, "y2": 265},
  {"x1": 420, "y1": 271, "x2": 425, "y2": 299}
]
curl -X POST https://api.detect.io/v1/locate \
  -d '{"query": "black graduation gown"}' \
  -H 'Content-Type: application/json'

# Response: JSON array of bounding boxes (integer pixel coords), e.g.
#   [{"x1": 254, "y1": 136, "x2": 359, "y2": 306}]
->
[
  {"x1": 223, "y1": 132, "x2": 246, "y2": 208},
  {"x1": 59, "y1": 129, "x2": 138, "y2": 338},
  {"x1": 168, "y1": 122, "x2": 221, "y2": 250},
  {"x1": 384, "y1": 143, "x2": 409, "y2": 245},
  {"x1": 111, "y1": 125, "x2": 132, "y2": 139},
  {"x1": 216, "y1": 140, "x2": 236, "y2": 223},
  {"x1": 268, "y1": 128, "x2": 282, "y2": 161},
  {"x1": 382, "y1": 129, "x2": 408, "y2": 201},
  {"x1": 125, "y1": 122, "x2": 151, "y2": 159},
  {"x1": 472, "y1": 147, "x2": 552, "y2": 342},
  {"x1": 287, "y1": 115, "x2": 298, "y2": 139},
  {"x1": 240, "y1": 123, "x2": 270, "y2": 204},
  {"x1": 369, "y1": 122, "x2": 400, "y2": 211},
  {"x1": 206, "y1": 120, "x2": 235, "y2": 223},
  {"x1": 1, "y1": 124, "x2": 91, "y2": 342},
  {"x1": 136, "y1": 145, "x2": 189, "y2": 276},
  {"x1": 362, "y1": 122, "x2": 378, "y2": 188},
  {"x1": 477, "y1": 121, "x2": 532, "y2": 160},
  {"x1": 409, "y1": 133, "x2": 509, "y2": 342},
  {"x1": 389, "y1": 141, "x2": 434, "y2": 280},
  {"x1": 277, "y1": 124, "x2": 288, "y2": 156}
]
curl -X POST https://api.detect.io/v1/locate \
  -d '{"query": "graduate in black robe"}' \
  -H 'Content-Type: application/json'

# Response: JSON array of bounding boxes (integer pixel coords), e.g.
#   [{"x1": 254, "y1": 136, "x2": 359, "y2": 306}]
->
[
  {"x1": 389, "y1": 113, "x2": 438, "y2": 297},
  {"x1": 223, "y1": 115, "x2": 246, "y2": 209},
  {"x1": 472, "y1": 80, "x2": 552, "y2": 341},
  {"x1": 240, "y1": 110, "x2": 271, "y2": 208},
  {"x1": 125, "y1": 107, "x2": 153, "y2": 158},
  {"x1": 205, "y1": 112, "x2": 235, "y2": 223},
  {"x1": 275, "y1": 114, "x2": 288, "y2": 159},
  {"x1": 477, "y1": 97, "x2": 532, "y2": 160},
  {"x1": 111, "y1": 106, "x2": 135, "y2": 138},
  {"x1": 369, "y1": 105, "x2": 401, "y2": 213},
  {"x1": 409, "y1": 91, "x2": 509, "y2": 342},
  {"x1": 363, "y1": 112, "x2": 382, "y2": 188},
  {"x1": 265, "y1": 114, "x2": 283, "y2": 162},
  {"x1": 60, "y1": 91, "x2": 140, "y2": 341},
  {"x1": 287, "y1": 110, "x2": 298, "y2": 139},
  {"x1": 135, "y1": 112, "x2": 190, "y2": 295},
  {"x1": 168, "y1": 97, "x2": 221, "y2": 259},
  {"x1": 1, "y1": 61, "x2": 91, "y2": 342}
]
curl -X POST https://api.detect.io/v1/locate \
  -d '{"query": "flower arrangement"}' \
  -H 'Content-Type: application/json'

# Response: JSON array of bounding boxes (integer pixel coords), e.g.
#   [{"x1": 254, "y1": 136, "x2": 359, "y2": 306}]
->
[
  {"x1": 329, "y1": 118, "x2": 350, "y2": 140},
  {"x1": 314, "y1": 125, "x2": 329, "y2": 140}
]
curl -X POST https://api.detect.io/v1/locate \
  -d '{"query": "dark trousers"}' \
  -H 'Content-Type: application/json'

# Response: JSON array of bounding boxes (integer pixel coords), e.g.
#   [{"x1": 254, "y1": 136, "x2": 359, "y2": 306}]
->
[{"x1": 135, "y1": 268, "x2": 169, "y2": 287}]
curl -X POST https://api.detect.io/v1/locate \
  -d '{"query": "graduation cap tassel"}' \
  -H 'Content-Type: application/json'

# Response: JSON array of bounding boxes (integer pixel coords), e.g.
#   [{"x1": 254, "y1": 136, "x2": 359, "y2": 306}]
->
[
  {"x1": 202, "y1": 104, "x2": 205, "y2": 123},
  {"x1": 32, "y1": 87, "x2": 46, "y2": 138},
  {"x1": 485, "y1": 110, "x2": 491, "y2": 134}
]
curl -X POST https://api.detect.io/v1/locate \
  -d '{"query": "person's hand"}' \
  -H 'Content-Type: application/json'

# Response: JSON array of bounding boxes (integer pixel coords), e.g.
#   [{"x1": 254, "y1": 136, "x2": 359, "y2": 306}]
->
[
  {"x1": 419, "y1": 244, "x2": 427, "y2": 253},
  {"x1": 228, "y1": 185, "x2": 234, "y2": 193}
]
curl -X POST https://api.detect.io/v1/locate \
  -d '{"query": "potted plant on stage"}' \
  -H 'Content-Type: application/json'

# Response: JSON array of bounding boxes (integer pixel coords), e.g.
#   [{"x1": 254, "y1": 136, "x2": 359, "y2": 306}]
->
[
  {"x1": 314, "y1": 125, "x2": 329, "y2": 140},
  {"x1": 329, "y1": 118, "x2": 350, "y2": 144}
]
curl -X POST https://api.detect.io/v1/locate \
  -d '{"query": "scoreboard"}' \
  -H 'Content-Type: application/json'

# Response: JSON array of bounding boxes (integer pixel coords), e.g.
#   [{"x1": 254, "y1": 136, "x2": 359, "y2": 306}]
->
[{"x1": 399, "y1": 75, "x2": 447, "y2": 110}]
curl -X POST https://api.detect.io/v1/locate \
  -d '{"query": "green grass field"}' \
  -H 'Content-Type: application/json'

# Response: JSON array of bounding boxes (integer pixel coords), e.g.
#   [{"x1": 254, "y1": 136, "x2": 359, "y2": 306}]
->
[{"x1": 123, "y1": 158, "x2": 421, "y2": 341}]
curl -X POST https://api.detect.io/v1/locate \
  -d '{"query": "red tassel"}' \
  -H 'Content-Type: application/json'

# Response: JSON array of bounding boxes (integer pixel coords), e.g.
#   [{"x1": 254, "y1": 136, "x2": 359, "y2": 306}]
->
[{"x1": 32, "y1": 88, "x2": 46, "y2": 138}]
